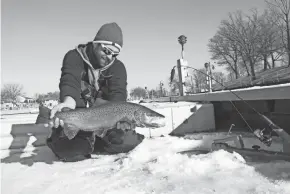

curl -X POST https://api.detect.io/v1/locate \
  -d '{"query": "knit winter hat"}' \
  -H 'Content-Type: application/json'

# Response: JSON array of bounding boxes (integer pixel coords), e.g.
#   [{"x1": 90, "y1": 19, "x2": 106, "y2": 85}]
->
[{"x1": 93, "y1": 22, "x2": 123, "y2": 52}]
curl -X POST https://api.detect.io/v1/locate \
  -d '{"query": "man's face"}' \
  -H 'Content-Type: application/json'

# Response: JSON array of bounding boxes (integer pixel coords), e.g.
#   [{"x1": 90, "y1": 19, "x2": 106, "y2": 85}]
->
[{"x1": 92, "y1": 43, "x2": 120, "y2": 67}]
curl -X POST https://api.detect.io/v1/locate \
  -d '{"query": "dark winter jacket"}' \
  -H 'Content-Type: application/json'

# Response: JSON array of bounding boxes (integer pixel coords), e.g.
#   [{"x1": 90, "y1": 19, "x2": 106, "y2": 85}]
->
[{"x1": 59, "y1": 43, "x2": 127, "y2": 108}]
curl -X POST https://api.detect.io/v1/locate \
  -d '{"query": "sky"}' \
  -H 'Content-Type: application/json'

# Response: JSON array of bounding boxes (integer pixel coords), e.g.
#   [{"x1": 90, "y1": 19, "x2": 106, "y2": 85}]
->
[{"x1": 1, "y1": 0, "x2": 268, "y2": 97}]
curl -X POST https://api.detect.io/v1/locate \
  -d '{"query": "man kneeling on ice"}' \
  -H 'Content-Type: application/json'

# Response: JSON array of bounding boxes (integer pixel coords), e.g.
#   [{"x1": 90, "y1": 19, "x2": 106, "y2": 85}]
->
[{"x1": 36, "y1": 22, "x2": 144, "y2": 161}]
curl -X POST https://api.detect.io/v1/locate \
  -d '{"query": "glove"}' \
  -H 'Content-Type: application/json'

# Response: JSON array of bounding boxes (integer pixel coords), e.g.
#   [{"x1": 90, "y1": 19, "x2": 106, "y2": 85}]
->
[{"x1": 116, "y1": 117, "x2": 136, "y2": 132}]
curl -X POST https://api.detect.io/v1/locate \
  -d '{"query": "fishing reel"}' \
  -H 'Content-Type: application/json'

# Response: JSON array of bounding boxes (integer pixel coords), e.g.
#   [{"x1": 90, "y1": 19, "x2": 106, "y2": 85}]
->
[
  {"x1": 253, "y1": 113, "x2": 285, "y2": 147},
  {"x1": 253, "y1": 128, "x2": 273, "y2": 147}
]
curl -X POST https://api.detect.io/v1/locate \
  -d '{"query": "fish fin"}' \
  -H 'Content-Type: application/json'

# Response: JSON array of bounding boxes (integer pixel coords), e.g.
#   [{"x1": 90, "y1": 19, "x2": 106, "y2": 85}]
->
[
  {"x1": 118, "y1": 116, "x2": 132, "y2": 123},
  {"x1": 134, "y1": 111, "x2": 142, "y2": 126},
  {"x1": 93, "y1": 130, "x2": 103, "y2": 137},
  {"x1": 93, "y1": 128, "x2": 110, "y2": 138},
  {"x1": 63, "y1": 123, "x2": 80, "y2": 140}
]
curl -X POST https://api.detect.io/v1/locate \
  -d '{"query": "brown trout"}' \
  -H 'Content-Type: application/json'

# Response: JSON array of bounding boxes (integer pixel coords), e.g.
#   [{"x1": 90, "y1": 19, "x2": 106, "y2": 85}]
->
[{"x1": 46, "y1": 101, "x2": 166, "y2": 140}]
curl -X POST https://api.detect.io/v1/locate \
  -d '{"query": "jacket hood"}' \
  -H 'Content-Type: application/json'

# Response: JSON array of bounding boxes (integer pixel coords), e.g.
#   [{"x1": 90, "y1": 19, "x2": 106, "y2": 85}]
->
[
  {"x1": 76, "y1": 43, "x2": 115, "y2": 72},
  {"x1": 75, "y1": 43, "x2": 115, "y2": 92}
]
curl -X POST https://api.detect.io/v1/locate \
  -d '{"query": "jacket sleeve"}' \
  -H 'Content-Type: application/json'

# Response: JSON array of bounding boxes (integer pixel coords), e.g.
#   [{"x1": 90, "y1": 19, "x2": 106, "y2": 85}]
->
[
  {"x1": 107, "y1": 61, "x2": 128, "y2": 102},
  {"x1": 59, "y1": 50, "x2": 83, "y2": 104}
]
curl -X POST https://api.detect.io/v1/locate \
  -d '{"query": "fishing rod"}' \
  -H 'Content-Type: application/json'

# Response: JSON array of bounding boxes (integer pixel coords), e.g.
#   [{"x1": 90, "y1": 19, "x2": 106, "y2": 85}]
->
[{"x1": 170, "y1": 65, "x2": 278, "y2": 146}]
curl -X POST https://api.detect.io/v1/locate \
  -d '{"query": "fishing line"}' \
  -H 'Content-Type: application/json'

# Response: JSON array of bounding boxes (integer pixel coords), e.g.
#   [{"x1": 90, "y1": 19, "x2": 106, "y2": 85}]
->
[{"x1": 171, "y1": 65, "x2": 268, "y2": 133}]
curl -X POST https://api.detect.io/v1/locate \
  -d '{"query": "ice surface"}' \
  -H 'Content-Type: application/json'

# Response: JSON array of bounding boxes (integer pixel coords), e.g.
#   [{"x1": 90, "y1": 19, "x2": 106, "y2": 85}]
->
[{"x1": 1, "y1": 103, "x2": 290, "y2": 194}]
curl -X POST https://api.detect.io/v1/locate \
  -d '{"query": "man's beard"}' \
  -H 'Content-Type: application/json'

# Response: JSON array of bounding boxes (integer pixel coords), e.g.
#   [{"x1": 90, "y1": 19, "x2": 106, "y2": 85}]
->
[{"x1": 100, "y1": 56, "x2": 111, "y2": 67}]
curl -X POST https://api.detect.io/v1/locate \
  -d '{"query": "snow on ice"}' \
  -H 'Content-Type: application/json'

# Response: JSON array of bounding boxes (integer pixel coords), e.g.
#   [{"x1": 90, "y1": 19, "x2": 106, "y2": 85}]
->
[{"x1": 1, "y1": 102, "x2": 290, "y2": 194}]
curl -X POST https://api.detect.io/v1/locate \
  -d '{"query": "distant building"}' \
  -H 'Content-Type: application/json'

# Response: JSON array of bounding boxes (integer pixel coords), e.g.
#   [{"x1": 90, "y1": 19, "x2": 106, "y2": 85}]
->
[
  {"x1": 16, "y1": 95, "x2": 36, "y2": 103},
  {"x1": 1, "y1": 102, "x2": 14, "y2": 110}
]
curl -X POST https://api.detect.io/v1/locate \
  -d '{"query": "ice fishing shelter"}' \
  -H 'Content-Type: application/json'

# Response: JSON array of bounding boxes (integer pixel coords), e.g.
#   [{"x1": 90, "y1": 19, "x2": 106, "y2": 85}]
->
[{"x1": 151, "y1": 83, "x2": 290, "y2": 136}]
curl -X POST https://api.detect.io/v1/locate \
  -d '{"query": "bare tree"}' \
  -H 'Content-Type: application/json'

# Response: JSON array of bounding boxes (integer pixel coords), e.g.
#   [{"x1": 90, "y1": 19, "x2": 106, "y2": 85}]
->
[
  {"x1": 220, "y1": 10, "x2": 264, "y2": 79},
  {"x1": 35, "y1": 91, "x2": 60, "y2": 103},
  {"x1": 257, "y1": 9, "x2": 285, "y2": 70},
  {"x1": 129, "y1": 87, "x2": 147, "y2": 99},
  {"x1": 212, "y1": 71, "x2": 227, "y2": 86},
  {"x1": 1, "y1": 83, "x2": 24, "y2": 102},
  {"x1": 190, "y1": 68, "x2": 207, "y2": 92},
  {"x1": 168, "y1": 76, "x2": 180, "y2": 96},
  {"x1": 209, "y1": 10, "x2": 263, "y2": 79},
  {"x1": 266, "y1": 0, "x2": 290, "y2": 67},
  {"x1": 238, "y1": 53, "x2": 251, "y2": 76},
  {"x1": 266, "y1": 9, "x2": 285, "y2": 67},
  {"x1": 208, "y1": 30, "x2": 240, "y2": 79},
  {"x1": 148, "y1": 89, "x2": 158, "y2": 99}
]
